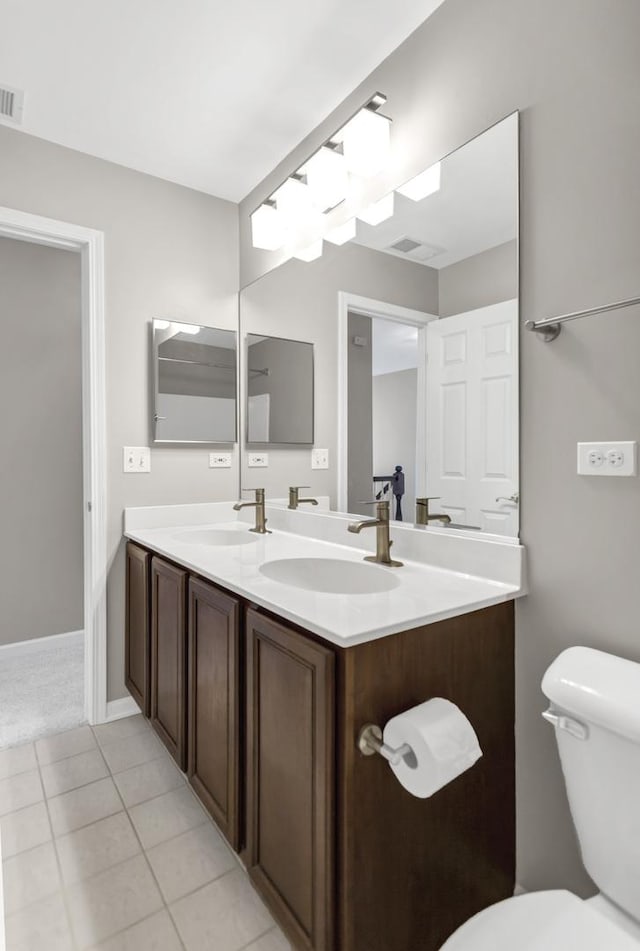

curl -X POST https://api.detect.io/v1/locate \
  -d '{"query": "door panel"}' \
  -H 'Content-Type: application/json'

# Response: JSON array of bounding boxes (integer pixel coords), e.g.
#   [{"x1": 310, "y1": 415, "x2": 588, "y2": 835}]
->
[
  {"x1": 151, "y1": 557, "x2": 187, "y2": 769},
  {"x1": 125, "y1": 542, "x2": 150, "y2": 715}
]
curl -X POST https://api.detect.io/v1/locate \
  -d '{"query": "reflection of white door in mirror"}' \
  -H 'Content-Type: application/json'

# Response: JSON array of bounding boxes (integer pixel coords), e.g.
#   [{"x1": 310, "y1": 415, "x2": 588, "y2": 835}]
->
[{"x1": 426, "y1": 299, "x2": 519, "y2": 535}]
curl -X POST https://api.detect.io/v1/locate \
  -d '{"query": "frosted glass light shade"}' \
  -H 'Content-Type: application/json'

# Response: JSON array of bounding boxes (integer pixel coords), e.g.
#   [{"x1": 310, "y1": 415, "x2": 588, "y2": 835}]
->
[
  {"x1": 324, "y1": 218, "x2": 357, "y2": 245},
  {"x1": 251, "y1": 203, "x2": 284, "y2": 250},
  {"x1": 341, "y1": 108, "x2": 391, "y2": 178},
  {"x1": 357, "y1": 192, "x2": 394, "y2": 226},
  {"x1": 396, "y1": 162, "x2": 441, "y2": 201},
  {"x1": 293, "y1": 240, "x2": 323, "y2": 262},
  {"x1": 302, "y1": 146, "x2": 348, "y2": 211},
  {"x1": 274, "y1": 177, "x2": 313, "y2": 223}
]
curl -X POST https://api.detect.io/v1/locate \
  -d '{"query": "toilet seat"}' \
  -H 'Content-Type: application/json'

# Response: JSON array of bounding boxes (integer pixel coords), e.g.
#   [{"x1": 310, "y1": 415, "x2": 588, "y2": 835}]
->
[{"x1": 440, "y1": 889, "x2": 640, "y2": 950}]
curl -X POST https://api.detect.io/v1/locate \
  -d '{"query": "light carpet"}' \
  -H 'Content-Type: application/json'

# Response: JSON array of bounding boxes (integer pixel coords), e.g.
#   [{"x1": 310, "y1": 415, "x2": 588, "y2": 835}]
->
[{"x1": 0, "y1": 640, "x2": 85, "y2": 749}]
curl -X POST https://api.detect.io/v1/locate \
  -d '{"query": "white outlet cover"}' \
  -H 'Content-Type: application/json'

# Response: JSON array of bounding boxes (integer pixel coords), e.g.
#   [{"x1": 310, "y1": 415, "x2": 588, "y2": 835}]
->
[
  {"x1": 248, "y1": 453, "x2": 269, "y2": 467},
  {"x1": 311, "y1": 448, "x2": 329, "y2": 470},
  {"x1": 123, "y1": 446, "x2": 151, "y2": 473},
  {"x1": 209, "y1": 452, "x2": 232, "y2": 468},
  {"x1": 577, "y1": 441, "x2": 637, "y2": 477}
]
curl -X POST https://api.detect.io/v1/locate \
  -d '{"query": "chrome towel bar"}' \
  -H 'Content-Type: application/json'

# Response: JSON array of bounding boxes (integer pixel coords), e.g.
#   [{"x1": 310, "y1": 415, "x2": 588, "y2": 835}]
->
[{"x1": 525, "y1": 294, "x2": 640, "y2": 342}]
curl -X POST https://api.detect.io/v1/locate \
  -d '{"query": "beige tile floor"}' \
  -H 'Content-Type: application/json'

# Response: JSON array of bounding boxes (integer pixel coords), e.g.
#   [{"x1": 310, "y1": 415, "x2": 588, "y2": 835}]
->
[{"x1": 0, "y1": 715, "x2": 292, "y2": 951}]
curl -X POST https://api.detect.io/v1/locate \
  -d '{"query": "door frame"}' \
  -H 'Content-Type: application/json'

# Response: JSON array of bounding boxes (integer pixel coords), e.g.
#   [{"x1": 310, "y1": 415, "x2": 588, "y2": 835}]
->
[
  {"x1": 0, "y1": 205, "x2": 108, "y2": 724},
  {"x1": 337, "y1": 292, "x2": 438, "y2": 514}
]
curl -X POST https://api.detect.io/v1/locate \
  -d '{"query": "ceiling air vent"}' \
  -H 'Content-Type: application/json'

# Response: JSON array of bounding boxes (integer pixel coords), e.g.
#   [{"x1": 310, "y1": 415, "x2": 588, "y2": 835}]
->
[
  {"x1": 391, "y1": 237, "x2": 422, "y2": 254},
  {"x1": 386, "y1": 235, "x2": 445, "y2": 263},
  {"x1": 0, "y1": 85, "x2": 24, "y2": 123}
]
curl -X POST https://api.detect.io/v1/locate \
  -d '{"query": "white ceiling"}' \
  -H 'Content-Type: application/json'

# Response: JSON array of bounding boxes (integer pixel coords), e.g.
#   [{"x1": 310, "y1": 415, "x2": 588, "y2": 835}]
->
[
  {"x1": 354, "y1": 114, "x2": 518, "y2": 268},
  {"x1": 0, "y1": 0, "x2": 445, "y2": 202},
  {"x1": 372, "y1": 319, "x2": 418, "y2": 376}
]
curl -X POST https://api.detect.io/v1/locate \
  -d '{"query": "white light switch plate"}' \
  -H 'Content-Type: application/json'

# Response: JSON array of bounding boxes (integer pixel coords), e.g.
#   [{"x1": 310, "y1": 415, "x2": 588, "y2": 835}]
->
[
  {"x1": 248, "y1": 452, "x2": 269, "y2": 467},
  {"x1": 209, "y1": 452, "x2": 232, "y2": 468},
  {"x1": 123, "y1": 446, "x2": 151, "y2": 473},
  {"x1": 577, "y1": 441, "x2": 637, "y2": 476},
  {"x1": 311, "y1": 448, "x2": 329, "y2": 470}
]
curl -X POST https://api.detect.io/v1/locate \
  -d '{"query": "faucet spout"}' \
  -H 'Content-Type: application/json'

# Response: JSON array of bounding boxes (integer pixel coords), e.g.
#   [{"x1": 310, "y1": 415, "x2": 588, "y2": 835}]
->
[
  {"x1": 233, "y1": 489, "x2": 270, "y2": 533},
  {"x1": 347, "y1": 501, "x2": 402, "y2": 567}
]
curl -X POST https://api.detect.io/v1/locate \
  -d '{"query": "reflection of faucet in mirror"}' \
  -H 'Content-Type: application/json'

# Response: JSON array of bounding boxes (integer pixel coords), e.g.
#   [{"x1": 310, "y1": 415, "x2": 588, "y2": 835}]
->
[
  {"x1": 288, "y1": 486, "x2": 319, "y2": 510},
  {"x1": 233, "y1": 488, "x2": 271, "y2": 534},
  {"x1": 347, "y1": 500, "x2": 403, "y2": 567},
  {"x1": 415, "y1": 497, "x2": 452, "y2": 526}
]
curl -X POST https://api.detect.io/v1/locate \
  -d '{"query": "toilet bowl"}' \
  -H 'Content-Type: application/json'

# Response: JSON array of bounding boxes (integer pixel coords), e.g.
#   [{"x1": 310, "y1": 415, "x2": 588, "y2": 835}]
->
[{"x1": 441, "y1": 647, "x2": 640, "y2": 950}]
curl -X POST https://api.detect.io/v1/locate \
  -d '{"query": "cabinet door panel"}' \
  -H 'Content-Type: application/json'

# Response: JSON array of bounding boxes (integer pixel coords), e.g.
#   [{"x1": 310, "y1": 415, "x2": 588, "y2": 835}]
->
[
  {"x1": 188, "y1": 577, "x2": 241, "y2": 849},
  {"x1": 125, "y1": 542, "x2": 150, "y2": 715},
  {"x1": 246, "y1": 609, "x2": 335, "y2": 951},
  {"x1": 151, "y1": 557, "x2": 187, "y2": 769}
]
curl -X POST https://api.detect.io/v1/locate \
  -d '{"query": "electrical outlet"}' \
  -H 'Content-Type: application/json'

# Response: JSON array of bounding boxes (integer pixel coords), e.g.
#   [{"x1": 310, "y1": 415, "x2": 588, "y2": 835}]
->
[
  {"x1": 209, "y1": 452, "x2": 232, "y2": 468},
  {"x1": 123, "y1": 446, "x2": 151, "y2": 473},
  {"x1": 577, "y1": 441, "x2": 637, "y2": 477},
  {"x1": 248, "y1": 452, "x2": 269, "y2": 467},
  {"x1": 311, "y1": 448, "x2": 329, "y2": 470}
]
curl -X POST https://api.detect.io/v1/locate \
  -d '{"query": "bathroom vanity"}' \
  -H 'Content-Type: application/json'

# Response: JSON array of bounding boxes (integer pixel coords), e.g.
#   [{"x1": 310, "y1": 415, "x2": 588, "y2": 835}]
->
[{"x1": 124, "y1": 502, "x2": 523, "y2": 951}]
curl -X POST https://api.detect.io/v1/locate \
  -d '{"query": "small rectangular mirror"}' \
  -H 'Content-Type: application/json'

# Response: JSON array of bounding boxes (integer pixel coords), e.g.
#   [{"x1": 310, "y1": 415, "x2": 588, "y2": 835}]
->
[
  {"x1": 152, "y1": 319, "x2": 237, "y2": 443},
  {"x1": 246, "y1": 334, "x2": 314, "y2": 444}
]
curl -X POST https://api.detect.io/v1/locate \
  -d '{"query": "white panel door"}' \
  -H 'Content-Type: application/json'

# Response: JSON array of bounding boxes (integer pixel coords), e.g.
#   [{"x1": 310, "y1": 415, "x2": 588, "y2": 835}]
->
[{"x1": 426, "y1": 299, "x2": 519, "y2": 534}]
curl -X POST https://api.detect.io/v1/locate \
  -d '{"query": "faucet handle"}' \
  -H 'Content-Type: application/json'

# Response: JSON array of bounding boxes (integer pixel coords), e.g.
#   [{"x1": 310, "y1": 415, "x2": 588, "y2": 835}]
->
[
  {"x1": 240, "y1": 487, "x2": 264, "y2": 498},
  {"x1": 289, "y1": 485, "x2": 311, "y2": 490},
  {"x1": 416, "y1": 496, "x2": 441, "y2": 503}
]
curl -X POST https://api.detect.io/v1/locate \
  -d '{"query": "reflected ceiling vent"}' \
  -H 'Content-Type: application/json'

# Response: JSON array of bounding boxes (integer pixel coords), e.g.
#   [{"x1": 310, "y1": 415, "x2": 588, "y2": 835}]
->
[
  {"x1": 386, "y1": 235, "x2": 445, "y2": 263},
  {"x1": 0, "y1": 84, "x2": 24, "y2": 124}
]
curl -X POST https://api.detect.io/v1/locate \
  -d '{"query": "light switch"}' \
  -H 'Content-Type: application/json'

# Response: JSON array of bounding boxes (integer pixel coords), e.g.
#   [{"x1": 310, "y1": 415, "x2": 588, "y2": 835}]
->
[
  {"x1": 123, "y1": 447, "x2": 151, "y2": 473},
  {"x1": 577, "y1": 441, "x2": 637, "y2": 476},
  {"x1": 209, "y1": 452, "x2": 232, "y2": 468},
  {"x1": 311, "y1": 448, "x2": 329, "y2": 470}
]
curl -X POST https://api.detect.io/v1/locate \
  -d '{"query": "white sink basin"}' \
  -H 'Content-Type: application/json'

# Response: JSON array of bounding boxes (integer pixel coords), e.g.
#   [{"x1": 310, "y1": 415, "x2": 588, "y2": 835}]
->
[
  {"x1": 172, "y1": 528, "x2": 259, "y2": 547},
  {"x1": 259, "y1": 557, "x2": 400, "y2": 595}
]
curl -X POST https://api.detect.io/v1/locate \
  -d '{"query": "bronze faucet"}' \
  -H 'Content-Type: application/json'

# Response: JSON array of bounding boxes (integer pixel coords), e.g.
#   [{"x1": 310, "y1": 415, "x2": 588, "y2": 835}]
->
[
  {"x1": 233, "y1": 488, "x2": 271, "y2": 534},
  {"x1": 288, "y1": 486, "x2": 319, "y2": 510},
  {"x1": 347, "y1": 500, "x2": 403, "y2": 567},
  {"x1": 415, "y1": 497, "x2": 452, "y2": 526}
]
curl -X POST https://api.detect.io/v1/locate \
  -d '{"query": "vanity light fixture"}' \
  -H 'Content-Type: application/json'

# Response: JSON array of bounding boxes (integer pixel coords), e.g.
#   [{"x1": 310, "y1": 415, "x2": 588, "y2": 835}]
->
[
  {"x1": 396, "y1": 161, "x2": 441, "y2": 201},
  {"x1": 293, "y1": 240, "x2": 324, "y2": 262},
  {"x1": 324, "y1": 217, "x2": 357, "y2": 245},
  {"x1": 357, "y1": 192, "x2": 395, "y2": 226},
  {"x1": 249, "y1": 93, "x2": 391, "y2": 257}
]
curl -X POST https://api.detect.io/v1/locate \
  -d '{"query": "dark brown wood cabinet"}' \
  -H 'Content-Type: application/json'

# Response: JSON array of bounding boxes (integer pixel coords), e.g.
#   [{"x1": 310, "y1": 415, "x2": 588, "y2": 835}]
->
[
  {"x1": 245, "y1": 609, "x2": 335, "y2": 951},
  {"x1": 150, "y1": 556, "x2": 188, "y2": 769},
  {"x1": 187, "y1": 577, "x2": 241, "y2": 849},
  {"x1": 125, "y1": 542, "x2": 151, "y2": 715}
]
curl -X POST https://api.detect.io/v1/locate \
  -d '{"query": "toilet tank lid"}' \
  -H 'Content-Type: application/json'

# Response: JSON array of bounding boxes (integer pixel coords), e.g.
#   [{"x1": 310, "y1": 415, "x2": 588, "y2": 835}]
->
[{"x1": 542, "y1": 647, "x2": 640, "y2": 742}]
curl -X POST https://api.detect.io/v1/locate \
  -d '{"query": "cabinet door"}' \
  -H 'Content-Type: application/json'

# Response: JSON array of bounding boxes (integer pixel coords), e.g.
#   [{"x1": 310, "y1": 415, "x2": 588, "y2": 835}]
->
[
  {"x1": 187, "y1": 577, "x2": 241, "y2": 850},
  {"x1": 125, "y1": 542, "x2": 150, "y2": 716},
  {"x1": 151, "y1": 557, "x2": 187, "y2": 769},
  {"x1": 246, "y1": 609, "x2": 335, "y2": 951}
]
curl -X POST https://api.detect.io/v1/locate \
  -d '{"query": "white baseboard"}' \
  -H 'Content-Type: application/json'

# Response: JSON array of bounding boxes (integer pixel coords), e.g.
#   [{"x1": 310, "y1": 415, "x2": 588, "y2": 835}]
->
[
  {"x1": 0, "y1": 629, "x2": 83, "y2": 659},
  {"x1": 105, "y1": 696, "x2": 141, "y2": 722}
]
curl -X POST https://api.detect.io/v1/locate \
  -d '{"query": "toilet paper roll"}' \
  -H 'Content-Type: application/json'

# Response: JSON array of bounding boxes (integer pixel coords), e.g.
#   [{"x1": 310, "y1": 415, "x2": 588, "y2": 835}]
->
[{"x1": 383, "y1": 698, "x2": 482, "y2": 798}]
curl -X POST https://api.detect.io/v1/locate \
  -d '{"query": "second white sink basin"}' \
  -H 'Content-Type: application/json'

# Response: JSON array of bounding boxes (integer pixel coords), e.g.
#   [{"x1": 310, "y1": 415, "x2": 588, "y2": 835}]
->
[
  {"x1": 259, "y1": 557, "x2": 400, "y2": 595},
  {"x1": 172, "y1": 528, "x2": 258, "y2": 547}
]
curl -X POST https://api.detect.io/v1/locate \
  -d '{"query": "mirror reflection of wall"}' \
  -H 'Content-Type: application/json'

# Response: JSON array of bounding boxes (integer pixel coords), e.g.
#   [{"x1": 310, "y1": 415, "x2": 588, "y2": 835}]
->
[
  {"x1": 246, "y1": 334, "x2": 314, "y2": 444},
  {"x1": 153, "y1": 320, "x2": 237, "y2": 443},
  {"x1": 238, "y1": 113, "x2": 519, "y2": 535}
]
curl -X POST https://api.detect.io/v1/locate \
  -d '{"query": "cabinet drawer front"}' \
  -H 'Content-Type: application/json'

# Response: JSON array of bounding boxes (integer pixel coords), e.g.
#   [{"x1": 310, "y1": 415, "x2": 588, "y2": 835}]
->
[
  {"x1": 125, "y1": 542, "x2": 150, "y2": 716},
  {"x1": 246, "y1": 609, "x2": 335, "y2": 951},
  {"x1": 151, "y1": 557, "x2": 187, "y2": 768},
  {"x1": 188, "y1": 577, "x2": 241, "y2": 849}
]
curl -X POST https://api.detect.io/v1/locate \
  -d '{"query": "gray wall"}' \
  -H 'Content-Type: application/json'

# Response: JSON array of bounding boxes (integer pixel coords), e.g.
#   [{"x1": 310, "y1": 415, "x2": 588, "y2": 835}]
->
[
  {"x1": 347, "y1": 313, "x2": 373, "y2": 516},
  {"x1": 239, "y1": 241, "x2": 438, "y2": 500},
  {"x1": 0, "y1": 125, "x2": 239, "y2": 700},
  {"x1": 0, "y1": 237, "x2": 83, "y2": 645},
  {"x1": 438, "y1": 240, "x2": 517, "y2": 317},
  {"x1": 372, "y1": 368, "x2": 418, "y2": 520},
  {"x1": 239, "y1": 0, "x2": 640, "y2": 898}
]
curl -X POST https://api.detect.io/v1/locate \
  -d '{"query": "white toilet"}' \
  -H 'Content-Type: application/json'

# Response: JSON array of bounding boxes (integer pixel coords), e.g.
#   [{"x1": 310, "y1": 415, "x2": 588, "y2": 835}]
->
[{"x1": 441, "y1": 646, "x2": 640, "y2": 950}]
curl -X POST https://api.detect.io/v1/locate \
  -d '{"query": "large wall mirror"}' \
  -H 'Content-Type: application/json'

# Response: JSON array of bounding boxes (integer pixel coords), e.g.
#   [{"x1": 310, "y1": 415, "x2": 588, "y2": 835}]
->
[
  {"x1": 239, "y1": 113, "x2": 519, "y2": 535},
  {"x1": 152, "y1": 319, "x2": 237, "y2": 443}
]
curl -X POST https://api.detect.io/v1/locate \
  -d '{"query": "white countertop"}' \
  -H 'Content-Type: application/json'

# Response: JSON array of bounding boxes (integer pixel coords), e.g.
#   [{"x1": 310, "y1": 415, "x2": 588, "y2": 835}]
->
[{"x1": 124, "y1": 502, "x2": 525, "y2": 648}]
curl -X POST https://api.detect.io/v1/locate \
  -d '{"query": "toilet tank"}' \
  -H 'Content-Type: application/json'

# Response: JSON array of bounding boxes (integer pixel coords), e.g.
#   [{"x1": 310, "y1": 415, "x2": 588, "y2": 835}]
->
[{"x1": 542, "y1": 647, "x2": 640, "y2": 922}]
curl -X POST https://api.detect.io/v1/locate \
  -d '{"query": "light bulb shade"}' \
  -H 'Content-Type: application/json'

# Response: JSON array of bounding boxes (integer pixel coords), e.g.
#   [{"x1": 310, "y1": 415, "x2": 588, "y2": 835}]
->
[
  {"x1": 396, "y1": 162, "x2": 441, "y2": 201},
  {"x1": 293, "y1": 240, "x2": 323, "y2": 262},
  {"x1": 324, "y1": 217, "x2": 357, "y2": 245},
  {"x1": 251, "y1": 203, "x2": 284, "y2": 250},
  {"x1": 341, "y1": 108, "x2": 391, "y2": 179},
  {"x1": 274, "y1": 177, "x2": 313, "y2": 222},
  {"x1": 301, "y1": 146, "x2": 348, "y2": 211},
  {"x1": 357, "y1": 192, "x2": 394, "y2": 226}
]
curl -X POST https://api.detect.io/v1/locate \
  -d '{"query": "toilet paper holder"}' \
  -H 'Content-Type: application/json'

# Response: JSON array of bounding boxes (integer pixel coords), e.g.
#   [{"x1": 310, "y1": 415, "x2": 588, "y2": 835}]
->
[{"x1": 357, "y1": 723, "x2": 416, "y2": 767}]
